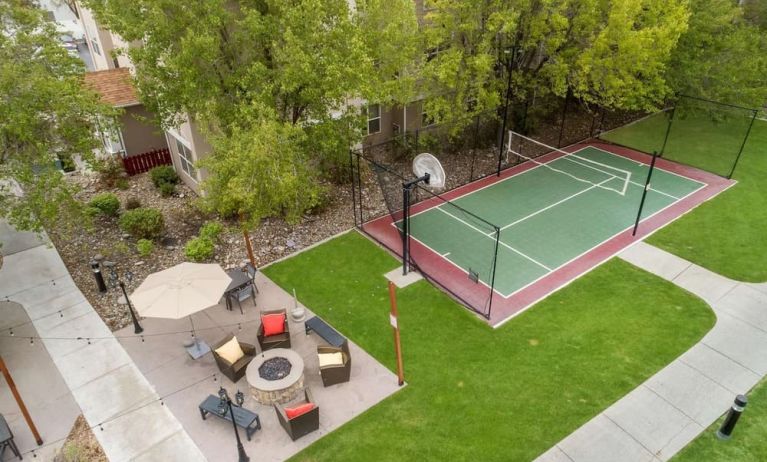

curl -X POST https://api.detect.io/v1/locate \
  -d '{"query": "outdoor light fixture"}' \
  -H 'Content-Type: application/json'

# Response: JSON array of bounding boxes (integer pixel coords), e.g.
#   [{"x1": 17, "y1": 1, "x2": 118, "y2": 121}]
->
[
  {"x1": 103, "y1": 261, "x2": 143, "y2": 334},
  {"x1": 235, "y1": 390, "x2": 244, "y2": 407},
  {"x1": 90, "y1": 260, "x2": 107, "y2": 293},
  {"x1": 218, "y1": 387, "x2": 249, "y2": 462}
]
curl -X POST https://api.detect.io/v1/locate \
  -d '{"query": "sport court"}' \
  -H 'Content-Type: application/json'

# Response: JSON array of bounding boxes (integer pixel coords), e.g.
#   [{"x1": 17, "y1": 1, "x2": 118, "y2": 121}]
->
[
  {"x1": 362, "y1": 140, "x2": 733, "y2": 326},
  {"x1": 405, "y1": 145, "x2": 704, "y2": 297}
]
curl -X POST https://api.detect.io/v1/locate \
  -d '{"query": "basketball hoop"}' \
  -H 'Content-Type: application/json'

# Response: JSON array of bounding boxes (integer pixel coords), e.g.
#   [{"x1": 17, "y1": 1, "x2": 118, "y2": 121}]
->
[{"x1": 412, "y1": 153, "x2": 446, "y2": 190}]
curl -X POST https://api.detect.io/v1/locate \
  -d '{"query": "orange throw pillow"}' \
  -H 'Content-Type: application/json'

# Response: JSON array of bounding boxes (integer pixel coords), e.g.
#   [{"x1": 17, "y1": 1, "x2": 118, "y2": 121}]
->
[
  {"x1": 285, "y1": 403, "x2": 315, "y2": 420},
  {"x1": 261, "y1": 313, "x2": 285, "y2": 336}
]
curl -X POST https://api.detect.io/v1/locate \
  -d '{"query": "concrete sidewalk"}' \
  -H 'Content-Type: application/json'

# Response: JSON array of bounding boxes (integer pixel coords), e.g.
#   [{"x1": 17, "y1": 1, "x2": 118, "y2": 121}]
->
[
  {"x1": 0, "y1": 224, "x2": 205, "y2": 461},
  {"x1": 537, "y1": 242, "x2": 767, "y2": 462}
]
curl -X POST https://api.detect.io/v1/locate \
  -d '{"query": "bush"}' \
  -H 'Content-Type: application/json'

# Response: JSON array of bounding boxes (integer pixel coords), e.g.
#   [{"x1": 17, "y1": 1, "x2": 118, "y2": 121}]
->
[
  {"x1": 158, "y1": 182, "x2": 175, "y2": 197},
  {"x1": 115, "y1": 178, "x2": 129, "y2": 190},
  {"x1": 149, "y1": 165, "x2": 179, "y2": 188},
  {"x1": 136, "y1": 238, "x2": 154, "y2": 257},
  {"x1": 88, "y1": 193, "x2": 120, "y2": 217},
  {"x1": 184, "y1": 236, "x2": 214, "y2": 262},
  {"x1": 118, "y1": 208, "x2": 164, "y2": 239},
  {"x1": 199, "y1": 221, "x2": 224, "y2": 241},
  {"x1": 93, "y1": 157, "x2": 126, "y2": 188},
  {"x1": 125, "y1": 197, "x2": 141, "y2": 210}
]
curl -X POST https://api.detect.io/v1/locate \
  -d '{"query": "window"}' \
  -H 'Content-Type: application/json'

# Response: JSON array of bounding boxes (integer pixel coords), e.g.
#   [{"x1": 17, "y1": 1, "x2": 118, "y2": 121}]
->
[
  {"x1": 173, "y1": 137, "x2": 198, "y2": 181},
  {"x1": 367, "y1": 104, "x2": 381, "y2": 135},
  {"x1": 91, "y1": 37, "x2": 101, "y2": 56}
]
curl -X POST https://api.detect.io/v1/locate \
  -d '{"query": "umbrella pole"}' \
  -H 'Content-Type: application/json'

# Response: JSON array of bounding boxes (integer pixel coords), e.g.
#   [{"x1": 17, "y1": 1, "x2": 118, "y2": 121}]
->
[{"x1": 190, "y1": 316, "x2": 199, "y2": 349}]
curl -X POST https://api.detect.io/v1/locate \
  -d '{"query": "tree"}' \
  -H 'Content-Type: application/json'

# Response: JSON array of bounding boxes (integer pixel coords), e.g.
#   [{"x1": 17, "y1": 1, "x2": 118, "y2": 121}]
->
[
  {"x1": 421, "y1": 0, "x2": 690, "y2": 124},
  {"x1": 85, "y1": 0, "x2": 420, "y2": 266},
  {"x1": 0, "y1": 0, "x2": 115, "y2": 233},
  {"x1": 666, "y1": 0, "x2": 767, "y2": 108}
]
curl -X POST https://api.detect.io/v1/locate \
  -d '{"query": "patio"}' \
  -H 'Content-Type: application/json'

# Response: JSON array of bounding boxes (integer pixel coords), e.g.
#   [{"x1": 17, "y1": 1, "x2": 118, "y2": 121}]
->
[{"x1": 116, "y1": 270, "x2": 402, "y2": 462}]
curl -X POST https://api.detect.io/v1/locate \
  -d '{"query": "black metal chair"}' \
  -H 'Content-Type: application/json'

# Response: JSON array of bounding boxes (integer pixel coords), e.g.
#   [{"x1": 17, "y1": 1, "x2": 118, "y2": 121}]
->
[
  {"x1": 243, "y1": 262, "x2": 259, "y2": 294},
  {"x1": 0, "y1": 414, "x2": 21, "y2": 460}
]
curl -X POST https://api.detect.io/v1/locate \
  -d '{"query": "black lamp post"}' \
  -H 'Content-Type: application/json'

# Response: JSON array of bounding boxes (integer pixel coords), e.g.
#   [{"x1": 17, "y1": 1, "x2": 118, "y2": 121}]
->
[
  {"x1": 103, "y1": 261, "x2": 143, "y2": 334},
  {"x1": 218, "y1": 387, "x2": 249, "y2": 462},
  {"x1": 90, "y1": 260, "x2": 107, "y2": 293}
]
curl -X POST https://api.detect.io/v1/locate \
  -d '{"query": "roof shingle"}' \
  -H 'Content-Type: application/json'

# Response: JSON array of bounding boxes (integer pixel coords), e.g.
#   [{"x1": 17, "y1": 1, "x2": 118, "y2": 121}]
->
[{"x1": 83, "y1": 68, "x2": 139, "y2": 108}]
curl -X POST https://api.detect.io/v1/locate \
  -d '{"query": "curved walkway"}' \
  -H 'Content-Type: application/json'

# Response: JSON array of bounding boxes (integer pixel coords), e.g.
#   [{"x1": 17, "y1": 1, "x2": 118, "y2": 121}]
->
[
  {"x1": 0, "y1": 223, "x2": 205, "y2": 461},
  {"x1": 537, "y1": 242, "x2": 767, "y2": 462}
]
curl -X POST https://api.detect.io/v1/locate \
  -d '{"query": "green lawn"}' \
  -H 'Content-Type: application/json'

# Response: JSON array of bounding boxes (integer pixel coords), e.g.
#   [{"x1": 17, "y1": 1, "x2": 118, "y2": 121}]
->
[
  {"x1": 601, "y1": 114, "x2": 767, "y2": 282},
  {"x1": 264, "y1": 231, "x2": 714, "y2": 461},
  {"x1": 674, "y1": 378, "x2": 767, "y2": 461}
]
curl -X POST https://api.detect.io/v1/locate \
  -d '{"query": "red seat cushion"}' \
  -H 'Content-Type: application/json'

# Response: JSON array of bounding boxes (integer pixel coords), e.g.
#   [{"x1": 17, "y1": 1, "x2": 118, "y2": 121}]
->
[
  {"x1": 261, "y1": 313, "x2": 285, "y2": 336},
  {"x1": 285, "y1": 403, "x2": 315, "y2": 420}
]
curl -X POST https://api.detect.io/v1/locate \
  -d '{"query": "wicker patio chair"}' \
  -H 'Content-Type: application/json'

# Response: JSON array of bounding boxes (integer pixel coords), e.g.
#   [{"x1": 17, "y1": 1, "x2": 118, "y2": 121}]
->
[
  {"x1": 257, "y1": 309, "x2": 291, "y2": 351},
  {"x1": 317, "y1": 340, "x2": 351, "y2": 387},
  {"x1": 274, "y1": 388, "x2": 319, "y2": 441},
  {"x1": 212, "y1": 333, "x2": 256, "y2": 383}
]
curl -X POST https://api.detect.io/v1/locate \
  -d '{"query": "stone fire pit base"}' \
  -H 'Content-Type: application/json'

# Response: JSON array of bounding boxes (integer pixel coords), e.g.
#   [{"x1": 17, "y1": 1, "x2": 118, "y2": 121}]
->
[{"x1": 246, "y1": 348, "x2": 305, "y2": 405}]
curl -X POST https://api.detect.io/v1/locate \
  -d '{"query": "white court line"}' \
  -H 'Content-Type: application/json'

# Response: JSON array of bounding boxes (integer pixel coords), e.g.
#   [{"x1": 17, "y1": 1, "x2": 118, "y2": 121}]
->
[
  {"x1": 435, "y1": 206, "x2": 553, "y2": 271},
  {"x1": 497, "y1": 178, "x2": 613, "y2": 232}
]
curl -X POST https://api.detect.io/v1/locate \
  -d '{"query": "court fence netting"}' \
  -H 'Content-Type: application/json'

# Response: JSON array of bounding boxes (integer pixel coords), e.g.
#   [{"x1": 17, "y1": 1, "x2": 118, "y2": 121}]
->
[{"x1": 349, "y1": 93, "x2": 750, "y2": 319}]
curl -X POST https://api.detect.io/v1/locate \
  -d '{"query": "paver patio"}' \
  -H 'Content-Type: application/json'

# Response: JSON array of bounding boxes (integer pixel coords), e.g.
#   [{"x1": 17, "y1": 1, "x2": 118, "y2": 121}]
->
[{"x1": 115, "y1": 271, "x2": 403, "y2": 462}]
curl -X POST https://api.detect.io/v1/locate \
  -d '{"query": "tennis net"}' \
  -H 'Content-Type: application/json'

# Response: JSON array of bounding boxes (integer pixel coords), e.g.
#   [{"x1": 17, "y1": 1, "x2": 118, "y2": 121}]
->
[{"x1": 507, "y1": 131, "x2": 632, "y2": 195}]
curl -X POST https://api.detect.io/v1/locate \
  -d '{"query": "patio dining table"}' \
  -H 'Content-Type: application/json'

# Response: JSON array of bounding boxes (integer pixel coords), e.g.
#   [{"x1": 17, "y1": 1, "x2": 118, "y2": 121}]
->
[{"x1": 224, "y1": 269, "x2": 253, "y2": 311}]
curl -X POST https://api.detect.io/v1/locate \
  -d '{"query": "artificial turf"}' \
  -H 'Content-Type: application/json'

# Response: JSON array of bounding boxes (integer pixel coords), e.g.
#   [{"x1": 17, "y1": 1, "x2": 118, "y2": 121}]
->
[
  {"x1": 601, "y1": 114, "x2": 767, "y2": 282},
  {"x1": 673, "y1": 378, "x2": 767, "y2": 461},
  {"x1": 263, "y1": 231, "x2": 714, "y2": 461}
]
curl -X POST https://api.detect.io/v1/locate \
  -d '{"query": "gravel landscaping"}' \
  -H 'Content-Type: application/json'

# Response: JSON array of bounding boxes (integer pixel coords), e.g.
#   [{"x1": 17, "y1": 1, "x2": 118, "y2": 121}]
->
[{"x1": 49, "y1": 170, "x2": 360, "y2": 331}]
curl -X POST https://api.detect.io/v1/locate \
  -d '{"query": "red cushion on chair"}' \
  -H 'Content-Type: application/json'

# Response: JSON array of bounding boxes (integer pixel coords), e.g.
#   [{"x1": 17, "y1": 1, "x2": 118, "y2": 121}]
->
[
  {"x1": 285, "y1": 403, "x2": 315, "y2": 420},
  {"x1": 261, "y1": 313, "x2": 285, "y2": 336}
]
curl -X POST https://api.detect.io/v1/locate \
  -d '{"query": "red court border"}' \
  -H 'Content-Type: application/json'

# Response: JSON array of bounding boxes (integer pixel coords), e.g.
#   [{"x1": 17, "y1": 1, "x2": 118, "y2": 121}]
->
[{"x1": 360, "y1": 140, "x2": 734, "y2": 327}]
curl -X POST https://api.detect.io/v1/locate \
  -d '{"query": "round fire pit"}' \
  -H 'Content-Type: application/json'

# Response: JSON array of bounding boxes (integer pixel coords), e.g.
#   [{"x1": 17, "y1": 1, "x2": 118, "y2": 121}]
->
[{"x1": 246, "y1": 348, "x2": 304, "y2": 405}]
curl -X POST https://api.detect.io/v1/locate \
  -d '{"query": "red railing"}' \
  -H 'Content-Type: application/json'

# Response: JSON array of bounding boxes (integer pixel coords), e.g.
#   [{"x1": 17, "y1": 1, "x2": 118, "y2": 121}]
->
[{"x1": 121, "y1": 148, "x2": 172, "y2": 176}]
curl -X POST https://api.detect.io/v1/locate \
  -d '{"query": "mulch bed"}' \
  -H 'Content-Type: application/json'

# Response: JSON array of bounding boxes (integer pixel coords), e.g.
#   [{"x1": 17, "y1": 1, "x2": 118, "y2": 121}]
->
[{"x1": 54, "y1": 415, "x2": 108, "y2": 462}]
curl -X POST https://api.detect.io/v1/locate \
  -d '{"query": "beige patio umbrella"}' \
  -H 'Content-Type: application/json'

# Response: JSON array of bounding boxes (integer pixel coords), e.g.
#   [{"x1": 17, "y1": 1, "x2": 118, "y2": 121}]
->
[{"x1": 131, "y1": 262, "x2": 232, "y2": 359}]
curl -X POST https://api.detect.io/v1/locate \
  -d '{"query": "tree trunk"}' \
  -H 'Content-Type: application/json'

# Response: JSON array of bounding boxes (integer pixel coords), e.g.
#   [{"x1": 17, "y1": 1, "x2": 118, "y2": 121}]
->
[{"x1": 239, "y1": 213, "x2": 257, "y2": 268}]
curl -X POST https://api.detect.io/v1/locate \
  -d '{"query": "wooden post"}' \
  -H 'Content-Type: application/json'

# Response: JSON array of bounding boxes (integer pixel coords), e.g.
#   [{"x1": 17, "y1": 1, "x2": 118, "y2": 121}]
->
[
  {"x1": 239, "y1": 213, "x2": 257, "y2": 268},
  {"x1": 388, "y1": 281, "x2": 405, "y2": 386},
  {"x1": 0, "y1": 355, "x2": 43, "y2": 445}
]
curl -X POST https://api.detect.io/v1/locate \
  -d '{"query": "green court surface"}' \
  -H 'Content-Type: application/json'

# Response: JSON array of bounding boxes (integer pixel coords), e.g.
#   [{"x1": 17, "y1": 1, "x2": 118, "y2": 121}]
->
[{"x1": 405, "y1": 147, "x2": 706, "y2": 297}]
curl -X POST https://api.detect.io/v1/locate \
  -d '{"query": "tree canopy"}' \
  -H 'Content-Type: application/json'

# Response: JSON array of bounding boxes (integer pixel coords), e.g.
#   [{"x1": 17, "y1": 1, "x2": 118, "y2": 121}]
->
[
  {"x1": 421, "y1": 0, "x2": 690, "y2": 123},
  {"x1": 85, "y1": 0, "x2": 420, "y2": 223},
  {"x1": 0, "y1": 0, "x2": 114, "y2": 233}
]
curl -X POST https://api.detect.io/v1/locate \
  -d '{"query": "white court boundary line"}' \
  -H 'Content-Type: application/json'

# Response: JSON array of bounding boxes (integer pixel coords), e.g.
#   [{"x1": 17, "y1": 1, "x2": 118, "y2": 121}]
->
[
  {"x1": 435, "y1": 206, "x2": 552, "y2": 271},
  {"x1": 390, "y1": 145, "x2": 709, "y2": 298}
]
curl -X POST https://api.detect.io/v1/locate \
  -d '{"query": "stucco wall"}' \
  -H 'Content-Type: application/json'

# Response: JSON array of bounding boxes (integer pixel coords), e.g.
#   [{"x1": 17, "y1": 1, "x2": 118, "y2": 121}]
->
[{"x1": 120, "y1": 105, "x2": 168, "y2": 157}]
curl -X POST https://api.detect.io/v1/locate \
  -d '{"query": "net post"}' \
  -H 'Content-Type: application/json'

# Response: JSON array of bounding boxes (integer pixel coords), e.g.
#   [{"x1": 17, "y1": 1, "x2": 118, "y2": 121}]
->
[
  {"x1": 632, "y1": 151, "x2": 660, "y2": 236},
  {"x1": 727, "y1": 109, "x2": 757, "y2": 179},
  {"x1": 487, "y1": 226, "x2": 501, "y2": 320},
  {"x1": 349, "y1": 150, "x2": 358, "y2": 228},
  {"x1": 658, "y1": 106, "x2": 676, "y2": 158},
  {"x1": 557, "y1": 91, "x2": 570, "y2": 148},
  {"x1": 401, "y1": 184, "x2": 410, "y2": 275}
]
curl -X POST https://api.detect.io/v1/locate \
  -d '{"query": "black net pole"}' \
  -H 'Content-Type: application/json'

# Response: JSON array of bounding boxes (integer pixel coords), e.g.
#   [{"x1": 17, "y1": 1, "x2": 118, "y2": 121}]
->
[
  {"x1": 657, "y1": 106, "x2": 676, "y2": 158},
  {"x1": 557, "y1": 92, "x2": 570, "y2": 148},
  {"x1": 632, "y1": 151, "x2": 660, "y2": 236},
  {"x1": 401, "y1": 184, "x2": 410, "y2": 275},
  {"x1": 469, "y1": 114, "x2": 481, "y2": 181},
  {"x1": 349, "y1": 150, "x2": 358, "y2": 227},
  {"x1": 486, "y1": 227, "x2": 501, "y2": 320},
  {"x1": 356, "y1": 152, "x2": 363, "y2": 224},
  {"x1": 727, "y1": 110, "x2": 757, "y2": 179},
  {"x1": 497, "y1": 46, "x2": 516, "y2": 176}
]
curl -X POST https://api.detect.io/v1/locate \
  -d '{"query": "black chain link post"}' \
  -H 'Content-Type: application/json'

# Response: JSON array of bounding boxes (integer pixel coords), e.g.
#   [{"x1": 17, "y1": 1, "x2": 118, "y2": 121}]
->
[{"x1": 717, "y1": 395, "x2": 748, "y2": 440}]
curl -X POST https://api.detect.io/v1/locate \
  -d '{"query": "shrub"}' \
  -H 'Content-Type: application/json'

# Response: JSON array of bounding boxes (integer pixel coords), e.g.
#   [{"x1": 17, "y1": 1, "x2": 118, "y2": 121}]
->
[
  {"x1": 118, "y1": 208, "x2": 164, "y2": 239},
  {"x1": 84, "y1": 206, "x2": 100, "y2": 218},
  {"x1": 199, "y1": 221, "x2": 224, "y2": 241},
  {"x1": 136, "y1": 238, "x2": 154, "y2": 257},
  {"x1": 184, "y1": 236, "x2": 214, "y2": 262},
  {"x1": 158, "y1": 182, "x2": 175, "y2": 197},
  {"x1": 149, "y1": 165, "x2": 179, "y2": 188},
  {"x1": 115, "y1": 178, "x2": 129, "y2": 190},
  {"x1": 125, "y1": 197, "x2": 141, "y2": 210},
  {"x1": 88, "y1": 193, "x2": 120, "y2": 217},
  {"x1": 93, "y1": 157, "x2": 126, "y2": 188}
]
